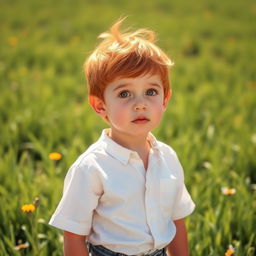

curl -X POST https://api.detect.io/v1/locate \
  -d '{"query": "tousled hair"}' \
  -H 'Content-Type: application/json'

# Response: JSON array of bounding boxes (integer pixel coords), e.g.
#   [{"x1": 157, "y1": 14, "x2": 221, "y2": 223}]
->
[{"x1": 84, "y1": 18, "x2": 174, "y2": 100}]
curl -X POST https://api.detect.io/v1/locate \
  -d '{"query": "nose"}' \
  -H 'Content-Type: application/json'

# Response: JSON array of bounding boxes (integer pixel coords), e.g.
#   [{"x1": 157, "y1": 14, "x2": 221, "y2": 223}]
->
[{"x1": 134, "y1": 99, "x2": 147, "y2": 111}]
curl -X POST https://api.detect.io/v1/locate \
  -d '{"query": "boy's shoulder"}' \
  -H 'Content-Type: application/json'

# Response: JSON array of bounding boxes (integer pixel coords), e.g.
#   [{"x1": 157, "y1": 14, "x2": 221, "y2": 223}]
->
[
  {"x1": 154, "y1": 137, "x2": 184, "y2": 175},
  {"x1": 70, "y1": 138, "x2": 106, "y2": 169},
  {"x1": 152, "y1": 135, "x2": 178, "y2": 159},
  {"x1": 70, "y1": 132, "x2": 181, "y2": 171},
  {"x1": 156, "y1": 139, "x2": 177, "y2": 156}
]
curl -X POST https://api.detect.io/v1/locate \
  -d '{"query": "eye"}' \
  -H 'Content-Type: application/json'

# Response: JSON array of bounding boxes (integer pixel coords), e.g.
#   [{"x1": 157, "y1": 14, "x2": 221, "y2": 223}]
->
[
  {"x1": 119, "y1": 90, "x2": 130, "y2": 98},
  {"x1": 146, "y1": 88, "x2": 158, "y2": 96}
]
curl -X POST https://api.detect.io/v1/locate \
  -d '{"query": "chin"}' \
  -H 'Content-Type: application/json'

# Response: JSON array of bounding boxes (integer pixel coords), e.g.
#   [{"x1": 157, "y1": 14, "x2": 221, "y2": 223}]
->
[{"x1": 132, "y1": 127, "x2": 154, "y2": 136}]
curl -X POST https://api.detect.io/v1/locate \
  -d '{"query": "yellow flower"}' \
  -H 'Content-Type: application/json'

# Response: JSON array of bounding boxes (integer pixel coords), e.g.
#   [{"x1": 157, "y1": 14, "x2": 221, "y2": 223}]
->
[
  {"x1": 49, "y1": 152, "x2": 62, "y2": 160},
  {"x1": 8, "y1": 36, "x2": 18, "y2": 46},
  {"x1": 221, "y1": 187, "x2": 236, "y2": 196},
  {"x1": 14, "y1": 241, "x2": 29, "y2": 250},
  {"x1": 21, "y1": 204, "x2": 36, "y2": 213},
  {"x1": 225, "y1": 245, "x2": 235, "y2": 255}
]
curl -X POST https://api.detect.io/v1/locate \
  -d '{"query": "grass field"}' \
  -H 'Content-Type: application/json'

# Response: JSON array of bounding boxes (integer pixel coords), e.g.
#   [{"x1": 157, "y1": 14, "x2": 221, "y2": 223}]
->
[{"x1": 0, "y1": 0, "x2": 256, "y2": 255}]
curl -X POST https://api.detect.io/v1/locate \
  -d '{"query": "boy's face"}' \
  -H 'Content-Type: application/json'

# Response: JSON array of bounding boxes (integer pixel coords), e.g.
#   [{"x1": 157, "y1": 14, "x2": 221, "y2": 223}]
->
[{"x1": 89, "y1": 74, "x2": 171, "y2": 139}]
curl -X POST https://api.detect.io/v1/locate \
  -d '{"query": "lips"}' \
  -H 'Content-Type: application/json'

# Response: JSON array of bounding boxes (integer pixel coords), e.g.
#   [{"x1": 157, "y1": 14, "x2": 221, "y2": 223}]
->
[{"x1": 132, "y1": 116, "x2": 150, "y2": 124}]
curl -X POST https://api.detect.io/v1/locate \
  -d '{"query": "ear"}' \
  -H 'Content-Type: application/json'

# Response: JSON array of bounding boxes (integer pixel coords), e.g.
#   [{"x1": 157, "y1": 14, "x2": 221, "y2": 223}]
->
[
  {"x1": 89, "y1": 95, "x2": 107, "y2": 118},
  {"x1": 163, "y1": 89, "x2": 172, "y2": 111}
]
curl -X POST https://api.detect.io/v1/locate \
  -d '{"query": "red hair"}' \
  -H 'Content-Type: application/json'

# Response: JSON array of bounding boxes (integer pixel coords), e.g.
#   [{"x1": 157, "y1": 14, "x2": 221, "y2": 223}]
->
[{"x1": 84, "y1": 18, "x2": 174, "y2": 101}]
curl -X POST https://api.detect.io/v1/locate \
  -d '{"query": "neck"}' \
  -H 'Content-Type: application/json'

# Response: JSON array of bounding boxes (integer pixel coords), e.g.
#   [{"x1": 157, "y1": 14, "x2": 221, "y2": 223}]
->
[
  {"x1": 108, "y1": 129, "x2": 149, "y2": 151},
  {"x1": 107, "y1": 129, "x2": 151, "y2": 170}
]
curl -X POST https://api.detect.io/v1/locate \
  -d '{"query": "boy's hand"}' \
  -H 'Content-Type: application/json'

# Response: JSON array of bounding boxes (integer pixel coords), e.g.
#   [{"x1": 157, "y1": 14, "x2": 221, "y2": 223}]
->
[
  {"x1": 166, "y1": 218, "x2": 189, "y2": 256},
  {"x1": 64, "y1": 231, "x2": 89, "y2": 256}
]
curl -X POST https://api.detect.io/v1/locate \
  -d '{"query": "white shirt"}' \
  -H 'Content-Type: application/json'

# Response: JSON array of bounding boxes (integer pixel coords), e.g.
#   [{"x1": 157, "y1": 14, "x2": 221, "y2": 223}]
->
[{"x1": 49, "y1": 129, "x2": 195, "y2": 255}]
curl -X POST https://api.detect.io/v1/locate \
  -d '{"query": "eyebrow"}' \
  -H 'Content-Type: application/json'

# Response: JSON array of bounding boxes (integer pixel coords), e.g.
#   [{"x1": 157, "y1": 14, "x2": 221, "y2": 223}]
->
[{"x1": 113, "y1": 82, "x2": 162, "y2": 92}]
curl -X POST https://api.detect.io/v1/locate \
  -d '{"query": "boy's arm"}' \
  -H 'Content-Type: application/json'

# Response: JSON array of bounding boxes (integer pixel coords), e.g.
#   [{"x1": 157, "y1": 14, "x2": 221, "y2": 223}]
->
[
  {"x1": 63, "y1": 231, "x2": 89, "y2": 256},
  {"x1": 166, "y1": 218, "x2": 189, "y2": 256}
]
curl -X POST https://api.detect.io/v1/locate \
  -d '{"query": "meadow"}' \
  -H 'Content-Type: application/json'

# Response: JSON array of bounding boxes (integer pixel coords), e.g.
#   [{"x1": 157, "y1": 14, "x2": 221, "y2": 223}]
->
[{"x1": 0, "y1": 0, "x2": 256, "y2": 255}]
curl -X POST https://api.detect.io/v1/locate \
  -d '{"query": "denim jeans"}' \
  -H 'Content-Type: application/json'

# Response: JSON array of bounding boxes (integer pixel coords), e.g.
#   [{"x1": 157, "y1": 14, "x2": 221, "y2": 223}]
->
[{"x1": 87, "y1": 243, "x2": 167, "y2": 256}]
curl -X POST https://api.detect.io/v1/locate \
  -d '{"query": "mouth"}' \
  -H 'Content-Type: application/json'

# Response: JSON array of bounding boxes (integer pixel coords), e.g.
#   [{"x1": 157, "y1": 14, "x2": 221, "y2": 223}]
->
[{"x1": 132, "y1": 117, "x2": 150, "y2": 124}]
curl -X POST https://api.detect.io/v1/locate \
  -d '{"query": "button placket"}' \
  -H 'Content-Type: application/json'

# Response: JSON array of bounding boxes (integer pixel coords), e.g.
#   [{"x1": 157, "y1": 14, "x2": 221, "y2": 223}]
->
[
  {"x1": 130, "y1": 152, "x2": 146, "y2": 180},
  {"x1": 144, "y1": 150, "x2": 162, "y2": 247}
]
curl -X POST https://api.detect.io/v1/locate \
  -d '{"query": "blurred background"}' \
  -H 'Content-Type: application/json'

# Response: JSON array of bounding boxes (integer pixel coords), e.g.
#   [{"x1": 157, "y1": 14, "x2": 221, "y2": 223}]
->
[{"x1": 0, "y1": 0, "x2": 255, "y2": 255}]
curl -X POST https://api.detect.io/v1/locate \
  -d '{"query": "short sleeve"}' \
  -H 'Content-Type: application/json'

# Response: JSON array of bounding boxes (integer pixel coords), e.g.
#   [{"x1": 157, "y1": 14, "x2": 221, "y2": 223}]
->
[
  {"x1": 171, "y1": 182, "x2": 195, "y2": 220},
  {"x1": 170, "y1": 153, "x2": 195, "y2": 220},
  {"x1": 49, "y1": 163, "x2": 103, "y2": 235}
]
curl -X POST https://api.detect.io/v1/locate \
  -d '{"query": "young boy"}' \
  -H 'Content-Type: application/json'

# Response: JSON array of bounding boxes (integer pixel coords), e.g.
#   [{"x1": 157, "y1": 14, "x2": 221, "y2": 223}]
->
[{"x1": 49, "y1": 18, "x2": 195, "y2": 256}]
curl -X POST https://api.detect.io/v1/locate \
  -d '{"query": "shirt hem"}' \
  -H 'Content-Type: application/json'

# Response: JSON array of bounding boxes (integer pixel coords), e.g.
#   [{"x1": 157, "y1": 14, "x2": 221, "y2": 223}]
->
[
  {"x1": 48, "y1": 214, "x2": 91, "y2": 235},
  {"x1": 172, "y1": 202, "x2": 196, "y2": 220}
]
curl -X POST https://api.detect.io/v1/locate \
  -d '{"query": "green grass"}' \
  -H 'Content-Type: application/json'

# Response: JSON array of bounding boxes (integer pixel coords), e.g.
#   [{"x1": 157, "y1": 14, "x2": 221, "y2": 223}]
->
[{"x1": 0, "y1": 0, "x2": 256, "y2": 255}]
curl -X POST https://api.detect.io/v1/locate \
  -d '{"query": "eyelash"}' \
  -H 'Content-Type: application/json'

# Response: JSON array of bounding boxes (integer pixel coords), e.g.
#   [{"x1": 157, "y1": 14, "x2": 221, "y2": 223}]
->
[
  {"x1": 146, "y1": 88, "x2": 158, "y2": 96},
  {"x1": 118, "y1": 88, "x2": 158, "y2": 98},
  {"x1": 118, "y1": 91, "x2": 130, "y2": 98}
]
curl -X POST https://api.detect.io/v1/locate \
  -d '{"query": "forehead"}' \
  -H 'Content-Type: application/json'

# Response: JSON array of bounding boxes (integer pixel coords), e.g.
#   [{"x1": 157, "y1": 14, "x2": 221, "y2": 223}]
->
[{"x1": 107, "y1": 74, "x2": 163, "y2": 89}]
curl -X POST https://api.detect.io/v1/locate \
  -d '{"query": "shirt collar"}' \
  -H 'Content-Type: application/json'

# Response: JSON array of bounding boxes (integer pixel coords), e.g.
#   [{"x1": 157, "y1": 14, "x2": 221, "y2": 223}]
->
[{"x1": 99, "y1": 129, "x2": 160, "y2": 165}]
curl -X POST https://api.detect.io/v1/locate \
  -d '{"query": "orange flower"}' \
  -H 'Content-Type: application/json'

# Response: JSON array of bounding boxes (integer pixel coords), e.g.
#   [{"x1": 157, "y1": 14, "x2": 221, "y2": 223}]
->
[
  {"x1": 49, "y1": 152, "x2": 62, "y2": 160},
  {"x1": 221, "y1": 187, "x2": 236, "y2": 196},
  {"x1": 225, "y1": 245, "x2": 235, "y2": 256},
  {"x1": 248, "y1": 81, "x2": 256, "y2": 88},
  {"x1": 21, "y1": 204, "x2": 36, "y2": 213},
  {"x1": 14, "y1": 241, "x2": 29, "y2": 250}
]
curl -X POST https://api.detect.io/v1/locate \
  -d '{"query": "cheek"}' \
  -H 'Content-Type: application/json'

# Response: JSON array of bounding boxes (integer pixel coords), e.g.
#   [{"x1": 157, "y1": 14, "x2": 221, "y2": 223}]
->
[
  {"x1": 154, "y1": 109, "x2": 164, "y2": 120},
  {"x1": 107, "y1": 103, "x2": 129, "y2": 123},
  {"x1": 151, "y1": 101, "x2": 166, "y2": 122},
  {"x1": 152, "y1": 100, "x2": 166, "y2": 114}
]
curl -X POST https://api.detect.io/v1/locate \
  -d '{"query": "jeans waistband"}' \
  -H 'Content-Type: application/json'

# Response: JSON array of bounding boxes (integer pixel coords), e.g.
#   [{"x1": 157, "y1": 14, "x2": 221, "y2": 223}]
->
[{"x1": 88, "y1": 243, "x2": 166, "y2": 256}]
